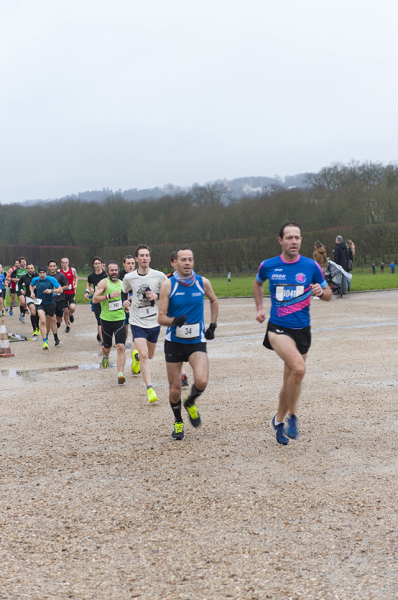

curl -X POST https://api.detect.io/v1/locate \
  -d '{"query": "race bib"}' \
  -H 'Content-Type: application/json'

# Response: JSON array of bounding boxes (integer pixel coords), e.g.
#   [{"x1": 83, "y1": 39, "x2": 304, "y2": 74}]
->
[
  {"x1": 32, "y1": 298, "x2": 42, "y2": 305},
  {"x1": 138, "y1": 305, "x2": 157, "y2": 319},
  {"x1": 68, "y1": 284, "x2": 73, "y2": 290},
  {"x1": 276, "y1": 285, "x2": 305, "y2": 302},
  {"x1": 176, "y1": 323, "x2": 200, "y2": 339},
  {"x1": 109, "y1": 299, "x2": 122, "y2": 311}
]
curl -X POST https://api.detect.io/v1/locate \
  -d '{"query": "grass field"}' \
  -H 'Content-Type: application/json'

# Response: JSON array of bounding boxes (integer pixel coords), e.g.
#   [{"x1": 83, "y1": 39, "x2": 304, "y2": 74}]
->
[{"x1": 3, "y1": 268, "x2": 397, "y2": 308}]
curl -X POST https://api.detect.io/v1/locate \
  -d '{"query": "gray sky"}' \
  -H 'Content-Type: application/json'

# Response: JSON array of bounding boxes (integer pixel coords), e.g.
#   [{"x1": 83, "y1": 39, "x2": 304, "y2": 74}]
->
[{"x1": 1, "y1": 0, "x2": 398, "y2": 203}]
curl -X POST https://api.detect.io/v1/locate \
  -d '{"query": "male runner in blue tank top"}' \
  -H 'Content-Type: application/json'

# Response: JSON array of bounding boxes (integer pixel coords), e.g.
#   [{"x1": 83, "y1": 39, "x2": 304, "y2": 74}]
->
[
  {"x1": 158, "y1": 247, "x2": 218, "y2": 441},
  {"x1": 253, "y1": 222, "x2": 332, "y2": 445}
]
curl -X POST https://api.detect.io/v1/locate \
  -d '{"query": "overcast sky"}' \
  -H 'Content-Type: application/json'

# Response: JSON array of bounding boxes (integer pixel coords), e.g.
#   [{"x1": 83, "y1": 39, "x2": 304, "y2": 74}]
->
[{"x1": 1, "y1": 0, "x2": 398, "y2": 203}]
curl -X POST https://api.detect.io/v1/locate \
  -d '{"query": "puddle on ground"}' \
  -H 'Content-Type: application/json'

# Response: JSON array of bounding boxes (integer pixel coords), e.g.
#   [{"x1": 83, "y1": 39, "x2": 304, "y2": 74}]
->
[{"x1": 0, "y1": 362, "x2": 117, "y2": 378}]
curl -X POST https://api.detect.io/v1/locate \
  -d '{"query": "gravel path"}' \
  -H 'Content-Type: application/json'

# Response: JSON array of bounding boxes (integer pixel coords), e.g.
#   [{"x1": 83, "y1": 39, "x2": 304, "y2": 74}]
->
[{"x1": 1, "y1": 292, "x2": 397, "y2": 599}]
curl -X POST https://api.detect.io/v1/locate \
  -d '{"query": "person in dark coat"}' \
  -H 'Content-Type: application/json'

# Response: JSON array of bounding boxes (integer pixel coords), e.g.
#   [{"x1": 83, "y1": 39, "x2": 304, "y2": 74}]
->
[{"x1": 334, "y1": 235, "x2": 349, "y2": 294}]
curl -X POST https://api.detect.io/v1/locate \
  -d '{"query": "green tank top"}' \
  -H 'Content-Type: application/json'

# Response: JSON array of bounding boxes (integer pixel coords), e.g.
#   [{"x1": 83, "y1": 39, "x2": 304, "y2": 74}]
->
[{"x1": 100, "y1": 279, "x2": 125, "y2": 321}]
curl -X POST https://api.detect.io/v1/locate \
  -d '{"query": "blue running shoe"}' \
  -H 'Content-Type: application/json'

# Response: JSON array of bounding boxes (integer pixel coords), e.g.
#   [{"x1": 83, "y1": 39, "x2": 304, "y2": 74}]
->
[
  {"x1": 271, "y1": 415, "x2": 289, "y2": 445},
  {"x1": 286, "y1": 414, "x2": 299, "y2": 439}
]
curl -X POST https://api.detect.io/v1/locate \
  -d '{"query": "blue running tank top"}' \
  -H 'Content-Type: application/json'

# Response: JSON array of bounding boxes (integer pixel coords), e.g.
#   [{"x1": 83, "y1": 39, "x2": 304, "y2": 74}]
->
[{"x1": 165, "y1": 275, "x2": 206, "y2": 344}]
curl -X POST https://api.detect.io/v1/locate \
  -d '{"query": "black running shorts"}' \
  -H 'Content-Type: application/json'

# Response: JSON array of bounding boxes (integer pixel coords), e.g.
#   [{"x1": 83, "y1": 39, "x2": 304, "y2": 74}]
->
[
  {"x1": 54, "y1": 300, "x2": 65, "y2": 318},
  {"x1": 164, "y1": 340, "x2": 207, "y2": 363},
  {"x1": 37, "y1": 303, "x2": 56, "y2": 318},
  {"x1": 64, "y1": 295, "x2": 76, "y2": 307},
  {"x1": 263, "y1": 320, "x2": 311, "y2": 355},
  {"x1": 101, "y1": 319, "x2": 126, "y2": 349}
]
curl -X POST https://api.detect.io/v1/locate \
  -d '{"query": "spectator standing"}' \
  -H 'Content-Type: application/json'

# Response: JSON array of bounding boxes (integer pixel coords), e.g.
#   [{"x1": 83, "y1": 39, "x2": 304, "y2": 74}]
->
[
  {"x1": 333, "y1": 235, "x2": 349, "y2": 294},
  {"x1": 313, "y1": 241, "x2": 327, "y2": 272},
  {"x1": 346, "y1": 239, "x2": 355, "y2": 291},
  {"x1": 372, "y1": 263, "x2": 376, "y2": 274},
  {"x1": 390, "y1": 261, "x2": 395, "y2": 274},
  {"x1": 381, "y1": 261, "x2": 384, "y2": 274}
]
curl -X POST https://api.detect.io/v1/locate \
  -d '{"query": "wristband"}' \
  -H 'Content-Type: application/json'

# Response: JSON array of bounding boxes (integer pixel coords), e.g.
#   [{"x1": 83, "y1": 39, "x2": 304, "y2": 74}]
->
[
  {"x1": 106, "y1": 294, "x2": 109, "y2": 300},
  {"x1": 320, "y1": 290, "x2": 324, "y2": 298}
]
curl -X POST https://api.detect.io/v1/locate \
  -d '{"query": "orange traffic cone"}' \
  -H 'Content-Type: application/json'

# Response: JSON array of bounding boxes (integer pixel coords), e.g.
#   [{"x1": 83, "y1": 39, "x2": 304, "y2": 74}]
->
[{"x1": 0, "y1": 318, "x2": 14, "y2": 358}]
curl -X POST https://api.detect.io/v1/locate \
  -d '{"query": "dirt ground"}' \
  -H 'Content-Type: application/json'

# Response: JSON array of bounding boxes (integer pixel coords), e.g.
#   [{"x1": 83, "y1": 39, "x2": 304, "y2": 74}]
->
[{"x1": 0, "y1": 292, "x2": 397, "y2": 600}]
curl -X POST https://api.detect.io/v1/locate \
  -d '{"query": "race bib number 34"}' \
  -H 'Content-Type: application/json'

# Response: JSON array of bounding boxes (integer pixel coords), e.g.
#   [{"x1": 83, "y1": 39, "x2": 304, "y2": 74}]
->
[
  {"x1": 176, "y1": 323, "x2": 200, "y2": 339},
  {"x1": 276, "y1": 285, "x2": 305, "y2": 302}
]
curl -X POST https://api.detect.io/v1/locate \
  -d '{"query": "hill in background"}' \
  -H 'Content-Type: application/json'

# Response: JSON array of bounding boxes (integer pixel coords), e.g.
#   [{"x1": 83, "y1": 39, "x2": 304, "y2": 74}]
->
[{"x1": 20, "y1": 173, "x2": 310, "y2": 206}]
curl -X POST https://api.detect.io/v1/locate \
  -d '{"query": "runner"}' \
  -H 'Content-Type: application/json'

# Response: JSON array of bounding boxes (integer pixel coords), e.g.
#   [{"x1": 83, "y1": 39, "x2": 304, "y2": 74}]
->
[
  {"x1": 158, "y1": 247, "x2": 218, "y2": 440},
  {"x1": 122, "y1": 245, "x2": 167, "y2": 404},
  {"x1": 16, "y1": 264, "x2": 40, "y2": 336},
  {"x1": 118, "y1": 254, "x2": 136, "y2": 343},
  {"x1": 47, "y1": 260, "x2": 69, "y2": 346},
  {"x1": 10, "y1": 257, "x2": 28, "y2": 323},
  {"x1": 253, "y1": 221, "x2": 332, "y2": 445},
  {"x1": 0, "y1": 264, "x2": 6, "y2": 317},
  {"x1": 84, "y1": 256, "x2": 107, "y2": 343},
  {"x1": 93, "y1": 261, "x2": 126, "y2": 385},
  {"x1": 6, "y1": 259, "x2": 19, "y2": 316},
  {"x1": 167, "y1": 251, "x2": 189, "y2": 388},
  {"x1": 30, "y1": 267, "x2": 63, "y2": 350},
  {"x1": 59, "y1": 257, "x2": 78, "y2": 332}
]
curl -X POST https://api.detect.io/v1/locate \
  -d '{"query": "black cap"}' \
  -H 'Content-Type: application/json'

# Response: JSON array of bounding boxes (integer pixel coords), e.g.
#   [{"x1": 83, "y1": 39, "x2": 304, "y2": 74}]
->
[{"x1": 38, "y1": 266, "x2": 47, "y2": 273}]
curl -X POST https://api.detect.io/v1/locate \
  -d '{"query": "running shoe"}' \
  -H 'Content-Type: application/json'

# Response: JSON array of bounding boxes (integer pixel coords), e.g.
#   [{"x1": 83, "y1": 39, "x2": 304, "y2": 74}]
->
[
  {"x1": 35, "y1": 328, "x2": 41, "y2": 336},
  {"x1": 172, "y1": 422, "x2": 185, "y2": 441},
  {"x1": 181, "y1": 374, "x2": 189, "y2": 387},
  {"x1": 19, "y1": 315, "x2": 25, "y2": 324},
  {"x1": 42, "y1": 340, "x2": 49, "y2": 350},
  {"x1": 101, "y1": 356, "x2": 109, "y2": 369},
  {"x1": 32, "y1": 328, "x2": 39, "y2": 337},
  {"x1": 9, "y1": 310, "x2": 13, "y2": 316},
  {"x1": 65, "y1": 326, "x2": 70, "y2": 333},
  {"x1": 131, "y1": 349, "x2": 140, "y2": 374},
  {"x1": 271, "y1": 415, "x2": 289, "y2": 445},
  {"x1": 70, "y1": 314, "x2": 74, "y2": 323},
  {"x1": 118, "y1": 372, "x2": 126, "y2": 385},
  {"x1": 147, "y1": 387, "x2": 158, "y2": 404},
  {"x1": 54, "y1": 338, "x2": 61, "y2": 346},
  {"x1": 286, "y1": 414, "x2": 299, "y2": 439},
  {"x1": 183, "y1": 398, "x2": 202, "y2": 428},
  {"x1": 0, "y1": 310, "x2": 4, "y2": 317}
]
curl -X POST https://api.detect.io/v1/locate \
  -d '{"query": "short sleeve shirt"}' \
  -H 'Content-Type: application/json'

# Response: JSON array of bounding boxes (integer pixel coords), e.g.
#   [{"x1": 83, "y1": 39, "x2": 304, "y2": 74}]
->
[
  {"x1": 122, "y1": 268, "x2": 167, "y2": 328},
  {"x1": 31, "y1": 276, "x2": 60, "y2": 305},
  {"x1": 256, "y1": 254, "x2": 327, "y2": 329}
]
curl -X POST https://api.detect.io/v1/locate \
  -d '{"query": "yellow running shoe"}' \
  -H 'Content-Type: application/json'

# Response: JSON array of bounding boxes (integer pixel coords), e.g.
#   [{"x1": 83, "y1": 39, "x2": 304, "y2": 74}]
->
[
  {"x1": 118, "y1": 372, "x2": 126, "y2": 385},
  {"x1": 147, "y1": 387, "x2": 158, "y2": 404},
  {"x1": 33, "y1": 328, "x2": 40, "y2": 337},
  {"x1": 171, "y1": 422, "x2": 185, "y2": 441},
  {"x1": 42, "y1": 340, "x2": 49, "y2": 350},
  {"x1": 101, "y1": 356, "x2": 109, "y2": 369},
  {"x1": 131, "y1": 349, "x2": 140, "y2": 374},
  {"x1": 183, "y1": 398, "x2": 202, "y2": 428}
]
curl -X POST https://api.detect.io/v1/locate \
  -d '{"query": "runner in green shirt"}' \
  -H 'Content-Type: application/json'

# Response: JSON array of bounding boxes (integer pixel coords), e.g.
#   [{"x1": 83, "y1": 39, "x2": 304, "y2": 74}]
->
[{"x1": 93, "y1": 261, "x2": 127, "y2": 385}]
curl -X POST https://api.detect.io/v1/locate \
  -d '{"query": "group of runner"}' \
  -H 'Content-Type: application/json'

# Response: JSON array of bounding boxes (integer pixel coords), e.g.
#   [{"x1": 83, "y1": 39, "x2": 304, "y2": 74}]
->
[
  {"x1": 1, "y1": 222, "x2": 331, "y2": 444},
  {"x1": 0, "y1": 257, "x2": 78, "y2": 348}
]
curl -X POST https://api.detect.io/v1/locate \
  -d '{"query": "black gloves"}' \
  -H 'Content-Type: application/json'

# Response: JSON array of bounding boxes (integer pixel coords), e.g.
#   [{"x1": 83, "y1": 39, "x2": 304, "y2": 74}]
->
[
  {"x1": 173, "y1": 315, "x2": 187, "y2": 327},
  {"x1": 205, "y1": 322, "x2": 217, "y2": 340}
]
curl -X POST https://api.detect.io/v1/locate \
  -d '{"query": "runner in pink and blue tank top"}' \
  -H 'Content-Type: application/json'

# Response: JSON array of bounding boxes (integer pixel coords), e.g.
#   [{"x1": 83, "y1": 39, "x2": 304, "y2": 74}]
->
[{"x1": 253, "y1": 222, "x2": 332, "y2": 446}]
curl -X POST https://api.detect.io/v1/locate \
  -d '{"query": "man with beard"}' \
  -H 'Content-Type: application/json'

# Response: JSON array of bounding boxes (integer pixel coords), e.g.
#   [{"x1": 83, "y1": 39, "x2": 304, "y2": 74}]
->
[
  {"x1": 93, "y1": 261, "x2": 126, "y2": 385},
  {"x1": 16, "y1": 264, "x2": 40, "y2": 336}
]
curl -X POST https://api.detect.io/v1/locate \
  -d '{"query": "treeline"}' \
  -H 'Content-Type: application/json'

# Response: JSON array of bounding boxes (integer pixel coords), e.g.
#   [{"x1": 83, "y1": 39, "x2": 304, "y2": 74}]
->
[{"x1": 2, "y1": 161, "x2": 398, "y2": 269}]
